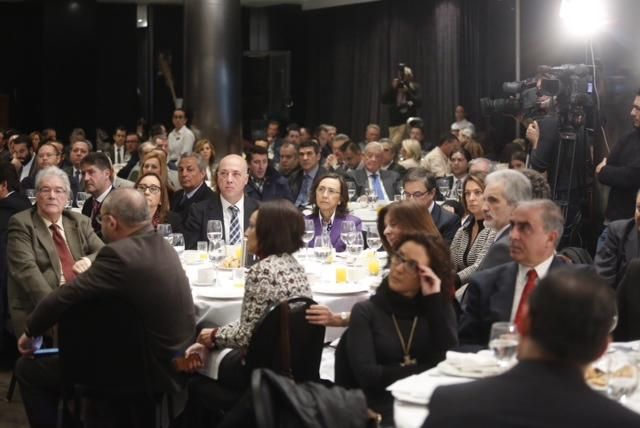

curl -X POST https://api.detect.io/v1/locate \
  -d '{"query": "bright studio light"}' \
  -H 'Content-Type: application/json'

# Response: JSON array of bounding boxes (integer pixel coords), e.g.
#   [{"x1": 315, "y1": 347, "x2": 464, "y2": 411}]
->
[{"x1": 559, "y1": 0, "x2": 608, "y2": 37}]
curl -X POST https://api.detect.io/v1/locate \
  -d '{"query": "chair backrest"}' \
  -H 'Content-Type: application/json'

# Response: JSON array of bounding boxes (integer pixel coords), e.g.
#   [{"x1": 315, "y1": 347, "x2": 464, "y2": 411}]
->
[
  {"x1": 58, "y1": 296, "x2": 152, "y2": 396},
  {"x1": 245, "y1": 296, "x2": 325, "y2": 382}
]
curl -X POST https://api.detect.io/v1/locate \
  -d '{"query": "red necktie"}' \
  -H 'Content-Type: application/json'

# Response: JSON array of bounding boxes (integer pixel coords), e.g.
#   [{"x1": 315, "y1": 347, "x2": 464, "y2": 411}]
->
[
  {"x1": 49, "y1": 224, "x2": 77, "y2": 283},
  {"x1": 515, "y1": 269, "x2": 538, "y2": 331}
]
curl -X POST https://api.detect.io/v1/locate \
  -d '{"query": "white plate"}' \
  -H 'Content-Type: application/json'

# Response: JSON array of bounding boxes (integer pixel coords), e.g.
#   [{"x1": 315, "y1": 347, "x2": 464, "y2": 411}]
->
[
  {"x1": 311, "y1": 283, "x2": 370, "y2": 295},
  {"x1": 436, "y1": 360, "x2": 505, "y2": 379},
  {"x1": 192, "y1": 280, "x2": 215, "y2": 287},
  {"x1": 196, "y1": 286, "x2": 244, "y2": 300}
]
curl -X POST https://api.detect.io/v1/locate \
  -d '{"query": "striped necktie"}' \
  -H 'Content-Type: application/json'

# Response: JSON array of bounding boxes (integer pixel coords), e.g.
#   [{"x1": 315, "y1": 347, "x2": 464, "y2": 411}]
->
[{"x1": 228, "y1": 205, "x2": 241, "y2": 244}]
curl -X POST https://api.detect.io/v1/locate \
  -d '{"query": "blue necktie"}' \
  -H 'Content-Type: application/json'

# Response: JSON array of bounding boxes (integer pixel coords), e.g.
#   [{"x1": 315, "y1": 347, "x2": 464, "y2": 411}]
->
[
  {"x1": 296, "y1": 174, "x2": 311, "y2": 207},
  {"x1": 371, "y1": 174, "x2": 386, "y2": 201},
  {"x1": 228, "y1": 206, "x2": 241, "y2": 244}
]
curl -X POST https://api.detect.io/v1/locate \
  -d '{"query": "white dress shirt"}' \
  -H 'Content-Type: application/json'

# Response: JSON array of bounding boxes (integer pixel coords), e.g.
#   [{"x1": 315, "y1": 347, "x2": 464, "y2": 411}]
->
[
  {"x1": 509, "y1": 255, "x2": 555, "y2": 321},
  {"x1": 221, "y1": 195, "x2": 245, "y2": 242},
  {"x1": 366, "y1": 170, "x2": 390, "y2": 201},
  {"x1": 168, "y1": 126, "x2": 196, "y2": 162},
  {"x1": 20, "y1": 155, "x2": 35, "y2": 181}
]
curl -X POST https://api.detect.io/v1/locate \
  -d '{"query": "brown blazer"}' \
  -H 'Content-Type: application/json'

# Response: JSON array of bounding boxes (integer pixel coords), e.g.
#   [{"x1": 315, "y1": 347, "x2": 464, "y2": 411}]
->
[{"x1": 7, "y1": 208, "x2": 104, "y2": 336}]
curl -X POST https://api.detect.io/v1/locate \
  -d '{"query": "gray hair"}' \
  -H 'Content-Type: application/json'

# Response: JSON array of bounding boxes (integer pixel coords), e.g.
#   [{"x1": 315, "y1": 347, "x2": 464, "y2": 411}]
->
[
  {"x1": 72, "y1": 139, "x2": 93, "y2": 151},
  {"x1": 469, "y1": 157, "x2": 495, "y2": 174},
  {"x1": 366, "y1": 123, "x2": 381, "y2": 132},
  {"x1": 517, "y1": 199, "x2": 564, "y2": 245},
  {"x1": 138, "y1": 141, "x2": 155, "y2": 156},
  {"x1": 485, "y1": 169, "x2": 532, "y2": 205},
  {"x1": 101, "y1": 188, "x2": 150, "y2": 227},
  {"x1": 179, "y1": 152, "x2": 207, "y2": 173},
  {"x1": 35, "y1": 166, "x2": 71, "y2": 199},
  {"x1": 364, "y1": 141, "x2": 383, "y2": 154}
]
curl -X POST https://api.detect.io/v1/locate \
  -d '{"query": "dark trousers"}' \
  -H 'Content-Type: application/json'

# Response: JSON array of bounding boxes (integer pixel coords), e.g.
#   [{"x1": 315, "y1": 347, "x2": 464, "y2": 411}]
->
[{"x1": 15, "y1": 355, "x2": 62, "y2": 428}]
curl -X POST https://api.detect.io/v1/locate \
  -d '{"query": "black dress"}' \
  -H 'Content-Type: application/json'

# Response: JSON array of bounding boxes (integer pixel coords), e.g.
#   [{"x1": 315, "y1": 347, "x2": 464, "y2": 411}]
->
[{"x1": 335, "y1": 278, "x2": 458, "y2": 423}]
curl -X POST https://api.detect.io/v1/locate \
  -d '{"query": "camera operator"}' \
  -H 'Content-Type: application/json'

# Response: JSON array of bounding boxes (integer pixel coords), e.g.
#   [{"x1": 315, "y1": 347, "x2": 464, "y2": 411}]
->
[{"x1": 381, "y1": 64, "x2": 421, "y2": 146}]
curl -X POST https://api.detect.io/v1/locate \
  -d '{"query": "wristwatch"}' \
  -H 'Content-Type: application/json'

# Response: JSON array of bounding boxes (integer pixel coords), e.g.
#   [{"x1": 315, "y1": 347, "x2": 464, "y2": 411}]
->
[{"x1": 340, "y1": 312, "x2": 349, "y2": 321}]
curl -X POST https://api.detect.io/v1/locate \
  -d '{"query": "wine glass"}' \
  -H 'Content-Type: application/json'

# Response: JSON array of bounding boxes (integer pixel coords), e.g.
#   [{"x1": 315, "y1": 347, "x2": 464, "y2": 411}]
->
[
  {"x1": 436, "y1": 178, "x2": 451, "y2": 200},
  {"x1": 157, "y1": 223, "x2": 173, "y2": 245},
  {"x1": 347, "y1": 232, "x2": 364, "y2": 265},
  {"x1": 302, "y1": 219, "x2": 315, "y2": 260},
  {"x1": 489, "y1": 322, "x2": 519, "y2": 368},
  {"x1": 313, "y1": 234, "x2": 332, "y2": 264},
  {"x1": 26, "y1": 189, "x2": 36, "y2": 205},
  {"x1": 76, "y1": 192, "x2": 89, "y2": 209},
  {"x1": 208, "y1": 239, "x2": 227, "y2": 285},
  {"x1": 207, "y1": 220, "x2": 223, "y2": 243},
  {"x1": 172, "y1": 233, "x2": 185, "y2": 256},
  {"x1": 340, "y1": 221, "x2": 356, "y2": 247},
  {"x1": 366, "y1": 226, "x2": 382, "y2": 253},
  {"x1": 346, "y1": 181, "x2": 357, "y2": 201}
]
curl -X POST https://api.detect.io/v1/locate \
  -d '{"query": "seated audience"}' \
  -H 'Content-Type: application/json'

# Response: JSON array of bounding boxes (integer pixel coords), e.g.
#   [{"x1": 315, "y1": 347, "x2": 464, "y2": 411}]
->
[
  {"x1": 194, "y1": 139, "x2": 217, "y2": 184},
  {"x1": 183, "y1": 154, "x2": 259, "y2": 249},
  {"x1": 335, "y1": 233, "x2": 458, "y2": 423},
  {"x1": 135, "y1": 172, "x2": 171, "y2": 229},
  {"x1": 289, "y1": 140, "x2": 327, "y2": 208},
  {"x1": 181, "y1": 200, "x2": 312, "y2": 418},
  {"x1": 458, "y1": 199, "x2": 566, "y2": 347},
  {"x1": 458, "y1": 128, "x2": 484, "y2": 158},
  {"x1": 278, "y1": 141, "x2": 300, "y2": 178},
  {"x1": 520, "y1": 168, "x2": 552, "y2": 199},
  {"x1": 398, "y1": 138, "x2": 422, "y2": 170},
  {"x1": 143, "y1": 150, "x2": 180, "y2": 192},
  {"x1": 595, "y1": 189, "x2": 640, "y2": 289},
  {"x1": 64, "y1": 139, "x2": 91, "y2": 195},
  {"x1": 425, "y1": 268, "x2": 640, "y2": 428},
  {"x1": 171, "y1": 153, "x2": 214, "y2": 219},
  {"x1": 450, "y1": 173, "x2": 496, "y2": 287},
  {"x1": 382, "y1": 200, "x2": 441, "y2": 251},
  {"x1": 402, "y1": 168, "x2": 460, "y2": 243},
  {"x1": 80, "y1": 152, "x2": 115, "y2": 237},
  {"x1": 244, "y1": 145, "x2": 293, "y2": 202},
  {"x1": 340, "y1": 141, "x2": 364, "y2": 173},
  {"x1": 509, "y1": 150, "x2": 527, "y2": 170},
  {"x1": 306, "y1": 173, "x2": 362, "y2": 252},
  {"x1": 468, "y1": 157, "x2": 494, "y2": 175},
  {"x1": 20, "y1": 142, "x2": 61, "y2": 190},
  {"x1": 380, "y1": 139, "x2": 407, "y2": 176},
  {"x1": 447, "y1": 147, "x2": 471, "y2": 201},
  {"x1": 475, "y1": 169, "x2": 532, "y2": 272},
  {"x1": 349, "y1": 142, "x2": 401, "y2": 201},
  {"x1": 15, "y1": 188, "x2": 195, "y2": 428},
  {"x1": 7, "y1": 166, "x2": 104, "y2": 338},
  {"x1": 421, "y1": 133, "x2": 458, "y2": 178},
  {"x1": 120, "y1": 140, "x2": 154, "y2": 182}
]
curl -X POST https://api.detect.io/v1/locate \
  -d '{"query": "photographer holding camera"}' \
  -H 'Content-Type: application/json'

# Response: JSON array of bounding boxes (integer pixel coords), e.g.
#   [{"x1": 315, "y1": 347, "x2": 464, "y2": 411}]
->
[{"x1": 381, "y1": 63, "x2": 421, "y2": 145}]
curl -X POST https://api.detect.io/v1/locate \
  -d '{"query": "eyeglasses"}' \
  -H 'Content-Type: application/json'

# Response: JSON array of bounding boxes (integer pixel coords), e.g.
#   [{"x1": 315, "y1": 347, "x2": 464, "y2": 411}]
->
[
  {"x1": 136, "y1": 184, "x2": 162, "y2": 194},
  {"x1": 390, "y1": 251, "x2": 419, "y2": 273},
  {"x1": 403, "y1": 190, "x2": 429, "y2": 199},
  {"x1": 173, "y1": 115, "x2": 185, "y2": 119},
  {"x1": 37, "y1": 187, "x2": 67, "y2": 196},
  {"x1": 218, "y1": 170, "x2": 244, "y2": 180},
  {"x1": 316, "y1": 186, "x2": 340, "y2": 196}
]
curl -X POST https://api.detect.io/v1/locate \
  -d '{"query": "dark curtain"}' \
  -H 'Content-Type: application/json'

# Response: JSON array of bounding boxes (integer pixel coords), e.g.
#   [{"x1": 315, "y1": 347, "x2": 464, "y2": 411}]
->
[{"x1": 303, "y1": 0, "x2": 488, "y2": 142}]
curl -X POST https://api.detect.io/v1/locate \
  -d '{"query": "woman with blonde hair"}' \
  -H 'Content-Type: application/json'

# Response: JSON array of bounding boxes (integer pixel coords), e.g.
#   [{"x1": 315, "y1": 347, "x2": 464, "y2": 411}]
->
[
  {"x1": 194, "y1": 139, "x2": 217, "y2": 184},
  {"x1": 399, "y1": 139, "x2": 422, "y2": 170},
  {"x1": 141, "y1": 150, "x2": 180, "y2": 194}
]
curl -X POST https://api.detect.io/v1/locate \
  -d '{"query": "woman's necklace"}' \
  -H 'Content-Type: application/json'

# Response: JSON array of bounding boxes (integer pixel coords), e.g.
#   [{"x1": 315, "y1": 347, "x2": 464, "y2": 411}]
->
[{"x1": 391, "y1": 314, "x2": 418, "y2": 366}]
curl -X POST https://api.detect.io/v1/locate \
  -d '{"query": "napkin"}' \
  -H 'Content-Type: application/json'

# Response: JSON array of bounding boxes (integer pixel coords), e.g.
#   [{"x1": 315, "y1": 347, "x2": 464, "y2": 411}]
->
[{"x1": 444, "y1": 350, "x2": 497, "y2": 368}]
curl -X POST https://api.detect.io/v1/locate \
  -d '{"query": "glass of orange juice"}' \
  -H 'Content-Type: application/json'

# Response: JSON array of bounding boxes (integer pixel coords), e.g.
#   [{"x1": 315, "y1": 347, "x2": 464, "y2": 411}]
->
[
  {"x1": 336, "y1": 266, "x2": 348, "y2": 284},
  {"x1": 368, "y1": 255, "x2": 380, "y2": 276}
]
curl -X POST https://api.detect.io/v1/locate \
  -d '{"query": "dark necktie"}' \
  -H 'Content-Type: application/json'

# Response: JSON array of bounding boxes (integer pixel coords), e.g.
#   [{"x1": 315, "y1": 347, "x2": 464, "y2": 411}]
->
[
  {"x1": 515, "y1": 269, "x2": 538, "y2": 330},
  {"x1": 228, "y1": 205, "x2": 241, "y2": 244},
  {"x1": 75, "y1": 170, "x2": 84, "y2": 191},
  {"x1": 91, "y1": 199, "x2": 102, "y2": 232},
  {"x1": 49, "y1": 224, "x2": 76, "y2": 283}
]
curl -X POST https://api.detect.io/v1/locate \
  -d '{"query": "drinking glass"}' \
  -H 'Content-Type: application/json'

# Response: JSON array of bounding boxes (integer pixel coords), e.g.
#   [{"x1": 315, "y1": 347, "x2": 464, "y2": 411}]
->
[
  {"x1": 488, "y1": 322, "x2": 519, "y2": 367},
  {"x1": 302, "y1": 219, "x2": 315, "y2": 260},
  {"x1": 340, "y1": 221, "x2": 356, "y2": 247},
  {"x1": 197, "y1": 241, "x2": 209, "y2": 261},
  {"x1": 436, "y1": 178, "x2": 451, "y2": 200},
  {"x1": 208, "y1": 239, "x2": 226, "y2": 285},
  {"x1": 346, "y1": 181, "x2": 357, "y2": 201},
  {"x1": 157, "y1": 224, "x2": 173, "y2": 245},
  {"x1": 207, "y1": 220, "x2": 223, "y2": 243},
  {"x1": 313, "y1": 234, "x2": 332, "y2": 264},
  {"x1": 172, "y1": 233, "x2": 185, "y2": 256},
  {"x1": 347, "y1": 232, "x2": 364, "y2": 265},
  {"x1": 26, "y1": 189, "x2": 36, "y2": 205},
  {"x1": 76, "y1": 192, "x2": 89, "y2": 209},
  {"x1": 366, "y1": 226, "x2": 382, "y2": 252}
]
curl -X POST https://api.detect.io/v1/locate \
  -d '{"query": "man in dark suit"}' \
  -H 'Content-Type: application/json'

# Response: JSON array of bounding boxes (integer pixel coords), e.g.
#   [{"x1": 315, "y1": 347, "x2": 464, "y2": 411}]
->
[
  {"x1": 348, "y1": 142, "x2": 400, "y2": 201},
  {"x1": 107, "y1": 126, "x2": 130, "y2": 165},
  {"x1": 245, "y1": 145, "x2": 293, "y2": 202},
  {"x1": 402, "y1": 167, "x2": 460, "y2": 243},
  {"x1": 183, "y1": 154, "x2": 259, "y2": 249},
  {"x1": 63, "y1": 139, "x2": 92, "y2": 203},
  {"x1": 475, "y1": 169, "x2": 532, "y2": 272},
  {"x1": 170, "y1": 153, "x2": 214, "y2": 217},
  {"x1": 595, "y1": 189, "x2": 640, "y2": 289},
  {"x1": 380, "y1": 139, "x2": 407, "y2": 177},
  {"x1": 15, "y1": 188, "x2": 196, "y2": 428},
  {"x1": 425, "y1": 268, "x2": 640, "y2": 428},
  {"x1": 80, "y1": 152, "x2": 115, "y2": 237},
  {"x1": 288, "y1": 140, "x2": 327, "y2": 208},
  {"x1": 459, "y1": 199, "x2": 565, "y2": 347}
]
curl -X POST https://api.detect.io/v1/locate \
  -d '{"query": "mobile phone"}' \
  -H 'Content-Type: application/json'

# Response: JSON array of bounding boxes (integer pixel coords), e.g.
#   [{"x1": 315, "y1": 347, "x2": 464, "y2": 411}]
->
[{"x1": 34, "y1": 348, "x2": 59, "y2": 357}]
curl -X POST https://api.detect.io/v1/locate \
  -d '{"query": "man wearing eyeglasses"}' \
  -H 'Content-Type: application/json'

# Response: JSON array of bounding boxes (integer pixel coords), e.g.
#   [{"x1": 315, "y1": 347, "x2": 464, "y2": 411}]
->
[
  {"x1": 7, "y1": 166, "x2": 103, "y2": 339},
  {"x1": 81, "y1": 153, "x2": 115, "y2": 238},
  {"x1": 183, "y1": 154, "x2": 259, "y2": 249},
  {"x1": 402, "y1": 168, "x2": 460, "y2": 244},
  {"x1": 168, "y1": 108, "x2": 195, "y2": 164}
]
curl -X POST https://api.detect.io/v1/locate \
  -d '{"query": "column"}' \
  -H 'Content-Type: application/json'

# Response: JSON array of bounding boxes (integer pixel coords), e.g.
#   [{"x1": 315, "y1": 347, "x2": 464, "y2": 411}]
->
[{"x1": 184, "y1": 0, "x2": 242, "y2": 157}]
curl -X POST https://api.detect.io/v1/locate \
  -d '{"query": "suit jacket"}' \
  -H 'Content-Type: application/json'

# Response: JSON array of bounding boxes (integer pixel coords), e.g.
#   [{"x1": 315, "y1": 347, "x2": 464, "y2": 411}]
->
[
  {"x1": 475, "y1": 226, "x2": 512, "y2": 272},
  {"x1": 288, "y1": 166, "x2": 328, "y2": 204},
  {"x1": 348, "y1": 168, "x2": 400, "y2": 201},
  {"x1": 7, "y1": 208, "x2": 104, "y2": 336},
  {"x1": 245, "y1": 169, "x2": 294, "y2": 203},
  {"x1": 595, "y1": 218, "x2": 638, "y2": 289},
  {"x1": 24, "y1": 229, "x2": 196, "y2": 393},
  {"x1": 107, "y1": 144, "x2": 131, "y2": 165},
  {"x1": 170, "y1": 182, "x2": 215, "y2": 214},
  {"x1": 424, "y1": 360, "x2": 640, "y2": 428},
  {"x1": 81, "y1": 187, "x2": 115, "y2": 238},
  {"x1": 458, "y1": 257, "x2": 565, "y2": 346},
  {"x1": 615, "y1": 258, "x2": 640, "y2": 341},
  {"x1": 113, "y1": 176, "x2": 134, "y2": 188},
  {"x1": 182, "y1": 193, "x2": 260, "y2": 250},
  {"x1": 420, "y1": 146, "x2": 450, "y2": 178},
  {"x1": 305, "y1": 213, "x2": 362, "y2": 253},
  {"x1": 430, "y1": 203, "x2": 460, "y2": 244}
]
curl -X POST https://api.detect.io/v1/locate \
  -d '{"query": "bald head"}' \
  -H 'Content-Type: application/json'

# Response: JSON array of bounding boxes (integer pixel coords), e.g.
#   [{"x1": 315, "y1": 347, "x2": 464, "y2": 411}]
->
[
  {"x1": 100, "y1": 188, "x2": 150, "y2": 242},
  {"x1": 216, "y1": 154, "x2": 249, "y2": 203}
]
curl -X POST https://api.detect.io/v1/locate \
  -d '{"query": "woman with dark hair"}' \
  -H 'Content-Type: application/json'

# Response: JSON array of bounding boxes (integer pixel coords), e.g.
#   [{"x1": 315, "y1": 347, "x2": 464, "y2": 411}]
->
[
  {"x1": 335, "y1": 233, "x2": 458, "y2": 423},
  {"x1": 450, "y1": 173, "x2": 496, "y2": 287},
  {"x1": 306, "y1": 173, "x2": 362, "y2": 252},
  {"x1": 182, "y1": 199, "x2": 312, "y2": 390},
  {"x1": 382, "y1": 200, "x2": 441, "y2": 251},
  {"x1": 134, "y1": 172, "x2": 170, "y2": 229}
]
